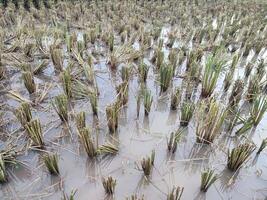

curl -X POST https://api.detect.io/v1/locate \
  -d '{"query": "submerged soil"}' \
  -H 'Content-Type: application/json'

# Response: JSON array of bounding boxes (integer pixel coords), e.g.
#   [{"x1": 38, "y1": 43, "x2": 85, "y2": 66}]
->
[{"x1": 0, "y1": 0, "x2": 267, "y2": 199}]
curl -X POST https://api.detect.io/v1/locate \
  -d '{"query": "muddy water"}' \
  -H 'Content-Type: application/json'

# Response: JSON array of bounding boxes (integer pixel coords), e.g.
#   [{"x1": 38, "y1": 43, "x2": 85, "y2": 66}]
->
[{"x1": 1, "y1": 29, "x2": 267, "y2": 200}]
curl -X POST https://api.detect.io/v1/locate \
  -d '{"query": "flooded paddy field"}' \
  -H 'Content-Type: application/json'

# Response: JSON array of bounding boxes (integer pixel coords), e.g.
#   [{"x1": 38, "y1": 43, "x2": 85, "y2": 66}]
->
[{"x1": 0, "y1": 0, "x2": 267, "y2": 199}]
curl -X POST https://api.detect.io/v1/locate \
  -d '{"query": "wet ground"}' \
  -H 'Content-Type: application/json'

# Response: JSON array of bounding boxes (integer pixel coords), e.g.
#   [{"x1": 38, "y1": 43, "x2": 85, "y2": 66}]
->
[{"x1": 0, "y1": 4, "x2": 267, "y2": 200}]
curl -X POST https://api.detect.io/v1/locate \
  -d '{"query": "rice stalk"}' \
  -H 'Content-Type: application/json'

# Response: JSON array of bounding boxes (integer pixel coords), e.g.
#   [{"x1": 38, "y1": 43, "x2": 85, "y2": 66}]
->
[
  {"x1": 226, "y1": 108, "x2": 241, "y2": 133},
  {"x1": 62, "y1": 189, "x2": 77, "y2": 200},
  {"x1": 257, "y1": 138, "x2": 267, "y2": 154},
  {"x1": 196, "y1": 100, "x2": 224, "y2": 142},
  {"x1": 160, "y1": 64, "x2": 173, "y2": 92},
  {"x1": 32, "y1": 0, "x2": 40, "y2": 9},
  {"x1": 77, "y1": 41, "x2": 85, "y2": 56},
  {"x1": 43, "y1": 153, "x2": 60, "y2": 175},
  {"x1": 7, "y1": 91, "x2": 32, "y2": 104},
  {"x1": 180, "y1": 101, "x2": 195, "y2": 126},
  {"x1": 18, "y1": 62, "x2": 31, "y2": 72},
  {"x1": 102, "y1": 176, "x2": 116, "y2": 195},
  {"x1": 141, "y1": 150, "x2": 155, "y2": 177},
  {"x1": 89, "y1": 29, "x2": 97, "y2": 44},
  {"x1": 244, "y1": 62, "x2": 253, "y2": 78},
  {"x1": 78, "y1": 127, "x2": 97, "y2": 158},
  {"x1": 0, "y1": 155, "x2": 7, "y2": 183},
  {"x1": 242, "y1": 42, "x2": 252, "y2": 57},
  {"x1": 75, "y1": 111, "x2": 86, "y2": 132},
  {"x1": 170, "y1": 87, "x2": 181, "y2": 110},
  {"x1": 152, "y1": 27, "x2": 161, "y2": 40},
  {"x1": 83, "y1": 32, "x2": 89, "y2": 48},
  {"x1": 33, "y1": 60, "x2": 49, "y2": 75},
  {"x1": 166, "y1": 31, "x2": 176, "y2": 48},
  {"x1": 108, "y1": 44, "x2": 141, "y2": 70},
  {"x1": 22, "y1": 71, "x2": 36, "y2": 94},
  {"x1": 0, "y1": 112, "x2": 4, "y2": 128},
  {"x1": 50, "y1": 45, "x2": 63, "y2": 71},
  {"x1": 186, "y1": 50, "x2": 200, "y2": 72},
  {"x1": 23, "y1": 43, "x2": 35, "y2": 57},
  {"x1": 34, "y1": 83, "x2": 52, "y2": 105},
  {"x1": 141, "y1": 33, "x2": 152, "y2": 50},
  {"x1": 72, "y1": 80, "x2": 95, "y2": 99},
  {"x1": 121, "y1": 31, "x2": 127, "y2": 43},
  {"x1": 167, "y1": 186, "x2": 184, "y2": 200},
  {"x1": 61, "y1": 69, "x2": 72, "y2": 99},
  {"x1": 250, "y1": 95, "x2": 267, "y2": 126},
  {"x1": 184, "y1": 81, "x2": 194, "y2": 101},
  {"x1": 200, "y1": 169, "x2": 217, "y2": 192},
  {"x1": 0, "y1": 54, "x2": 5, "y2": 80},
  {"x1": 121, "y1": 66, "x2": 130, "y2": 82},
  {"x1": 43, "y1": 0, "x2": 50, "y2": 8},
  {"x1": 254, "y1": 41, "x2": 265, "y2": 56},
  {"x1": 136, "y1": 88, "x2": 142, "y2": 118},
  {"x1": 138, "y1": 62, "x2": 149, "y2": 83},
  {"x1": 167, "y1": 129, "x2": 183, "y2": 153},
  {"x1": 52, "y1": 94, "x2": 68, "y2": 122},
  {"x1": 235, "y1": 117, "x2": 254, "y2": 136},
  {"x1": 25, "y1": 119, "x2": 44, "y2": 147},
  {"x1": 97, "y1": 142, "x2": 118, "y2": 155},
  {"x1": 223, "y1": 54, "x2": 239, "y2": 91},
  {"x1": 143, "y1": 89, "x2": 153, "y2": 116},
  {"x1": 108, "y1": 33, "x2": 114, "y2": 52},
  {"x1": 227, "y1": 142, "x2": 255, "y2": 171},
  {"x1": 156, "y1": 49, "x2": 164, "y2": 69},
  {"x1": 126, "y1": 194, "x2": 145, "y2": 200},
  {"x1": 34, "y1": 30, "x2": 45, "y2": 51},
  {"x1": 89, "y1": 91, "x2": 98, "y2": 116},
  {"x1": 187, "y1": 62, "x2": 201, "y2": 83},
  {"x1": 228, "y1": 79, "x2": 244, "y2": 107},
  {"x1": 116, "y1": 81, "x2": 129, "y2": 105},
  {"x1": 2, "y1": 0, "x2": 8, "y2": 7},
  {"x1": 15, "y1": 102, "x2": 32, "y2": 128},
  {"x1": 246, "y1": 75, "x2": 261, "y2": 102},
  {"x1": 81, "y1": 56, "x2": 95, "y2": 84},
  {"x1": 196, "y1": 99, "x2": 226, "y2": 143},
  {"x1": 158, "y1": 39, "x2": 164, "y2": 50},
  {"x1": 106, "y1": 103, "x2": 119, "y2": 133},
  {"x1": 256, "y1": 59, "x2": 266, "y2": 82},
  {"x1": 201, "y1": 55, "x2": 224, "y2": 98}
]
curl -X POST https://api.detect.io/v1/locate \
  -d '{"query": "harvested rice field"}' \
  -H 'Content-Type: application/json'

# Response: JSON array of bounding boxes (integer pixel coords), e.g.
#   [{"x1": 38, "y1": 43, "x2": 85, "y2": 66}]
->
[{"x1": 0, "y1": 0, "x2": 267, "y2": 199}]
